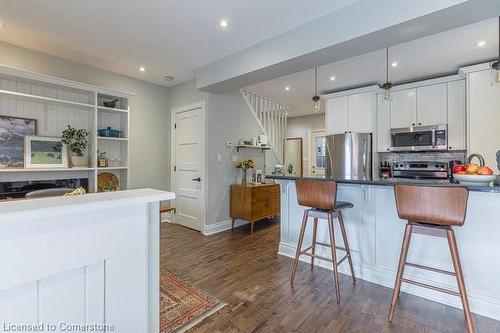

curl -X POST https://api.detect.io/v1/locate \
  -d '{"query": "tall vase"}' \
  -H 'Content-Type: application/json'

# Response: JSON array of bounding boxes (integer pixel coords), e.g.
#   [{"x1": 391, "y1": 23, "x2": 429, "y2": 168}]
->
[{"x1": 241, "y1": 169, "x2": 247, "y2": 185}]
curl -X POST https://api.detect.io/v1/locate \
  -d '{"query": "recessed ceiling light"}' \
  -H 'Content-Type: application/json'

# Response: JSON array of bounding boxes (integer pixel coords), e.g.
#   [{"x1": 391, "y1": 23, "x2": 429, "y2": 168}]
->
[
  {"x1": 476, "y1": 40, "x2": 487, "y2": 47},
  {"x1": 0, "y1": 22, "x2": 4, "y2": 28},
  {"x1": 391, "y1": 62, "x2": 398, "y2": 67},
  {"x1": 285, "y1": 86, "x2": 290, "y2": 91},
  {"x1": 164, "y1": 75, "x2": 174, "y2": 81},
  {"x1": 139, "y1": 66, "x2": 146, "y2": 72},
  {"x1": 329, "y1": 76, "x2": 336, "y2": 81},
  {"x1": 218, "y1": 19, "x2": 230, "y2": 29}
]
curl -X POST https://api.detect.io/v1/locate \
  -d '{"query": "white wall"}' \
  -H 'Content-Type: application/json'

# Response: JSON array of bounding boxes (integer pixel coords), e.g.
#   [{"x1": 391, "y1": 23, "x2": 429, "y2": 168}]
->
[
  {"x1": 286, "y1": 113, "x2": 325, "y2": 174},
  {"x1": 0, "y1": 41, "x2": 170, "y2": 190},
  {"x1": 168, "y1": 80, "x2": 279, "y2": 226}
]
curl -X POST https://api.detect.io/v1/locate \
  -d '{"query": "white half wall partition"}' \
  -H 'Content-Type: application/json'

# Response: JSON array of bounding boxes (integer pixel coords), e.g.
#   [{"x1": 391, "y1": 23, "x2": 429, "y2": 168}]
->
[{"x1": 0, "y1": 189, "x2": 174, "y2": 333}]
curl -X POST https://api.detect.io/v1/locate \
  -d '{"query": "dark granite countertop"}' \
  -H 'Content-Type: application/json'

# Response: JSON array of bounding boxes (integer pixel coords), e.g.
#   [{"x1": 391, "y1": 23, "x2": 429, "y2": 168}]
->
[{"x1": 266, "y1": 175, "x2": 500, "y2": 193}]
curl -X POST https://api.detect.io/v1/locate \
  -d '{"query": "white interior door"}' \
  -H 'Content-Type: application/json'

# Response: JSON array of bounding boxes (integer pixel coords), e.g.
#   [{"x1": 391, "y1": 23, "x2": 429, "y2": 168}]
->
[
  {"x1": 172, "y1": 101, "x2": 205, "y2": 231},
  {"x1": 309, "y1": 130, "x2": 326, "y2": 176}
]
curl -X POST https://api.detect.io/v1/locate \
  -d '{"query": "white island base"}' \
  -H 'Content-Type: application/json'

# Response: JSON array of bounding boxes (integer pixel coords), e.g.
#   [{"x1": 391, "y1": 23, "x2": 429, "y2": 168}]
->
[
  {"x1": 0, "y1": 189, "x2": 175, "y2": 333},
  {"x1": 277, "y1": 180, "x2": 500, "y2": 321}
]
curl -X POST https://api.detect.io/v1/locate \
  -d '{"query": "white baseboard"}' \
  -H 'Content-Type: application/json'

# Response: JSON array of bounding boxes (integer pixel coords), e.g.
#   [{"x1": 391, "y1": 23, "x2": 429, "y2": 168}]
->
[
  {"x1": 160, "y1": 211, "x2": 173, "y2": 223},
  {"x1": 279, "y1": 242, "x2": 500, "y2": 321},
  {"x1": 203, "y1": 219, "x2": 249, "y2": 236}
]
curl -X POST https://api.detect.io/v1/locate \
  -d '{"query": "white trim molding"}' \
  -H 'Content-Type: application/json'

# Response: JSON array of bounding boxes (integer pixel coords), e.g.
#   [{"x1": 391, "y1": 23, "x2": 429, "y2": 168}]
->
[{"x1": 203, "y1": 219, "x2": 249, "y2": 236}]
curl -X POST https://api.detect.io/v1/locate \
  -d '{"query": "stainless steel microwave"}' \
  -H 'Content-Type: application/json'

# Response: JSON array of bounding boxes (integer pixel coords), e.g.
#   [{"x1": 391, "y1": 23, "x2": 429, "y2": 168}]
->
[{"x1": 390, "y1": 124, "x2": 447, "y2": 152}]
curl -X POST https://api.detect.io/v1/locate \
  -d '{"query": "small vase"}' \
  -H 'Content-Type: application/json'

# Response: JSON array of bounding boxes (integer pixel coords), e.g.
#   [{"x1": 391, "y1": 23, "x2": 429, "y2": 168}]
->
[
  {"x1": 71, "y1": 155, "x2": 88, "y2": 168},
  {"x1": 241, "y1": 169, "x2": 247, "y2": 185}
]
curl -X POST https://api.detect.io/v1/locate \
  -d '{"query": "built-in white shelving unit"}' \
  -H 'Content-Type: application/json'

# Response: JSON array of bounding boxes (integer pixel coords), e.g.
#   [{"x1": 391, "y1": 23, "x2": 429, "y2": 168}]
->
[{"x1": 0, "y1": 64, "x2": 133, "y2": 193}]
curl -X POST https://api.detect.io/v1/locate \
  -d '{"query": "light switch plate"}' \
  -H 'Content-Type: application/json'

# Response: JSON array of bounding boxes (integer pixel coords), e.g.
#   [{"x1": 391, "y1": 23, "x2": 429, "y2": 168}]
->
[{"x1": 217, "y1": 153, "x2": 223, "y2": 162}]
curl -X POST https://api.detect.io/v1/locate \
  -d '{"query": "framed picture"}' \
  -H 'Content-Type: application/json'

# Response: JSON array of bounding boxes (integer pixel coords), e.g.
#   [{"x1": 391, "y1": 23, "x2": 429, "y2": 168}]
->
[
  {"x1": 0, "y1": 115, "x2": 37, "y2": 168},
  {"x1": 25, "y1": 136, "x2": 68, "y2": 168}
]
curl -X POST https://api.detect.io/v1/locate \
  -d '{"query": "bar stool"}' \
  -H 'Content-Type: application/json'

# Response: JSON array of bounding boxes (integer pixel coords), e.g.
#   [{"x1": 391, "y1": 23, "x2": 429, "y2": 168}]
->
[
  {"x1": 389, "y1": 184, "x2": 473, "y2": 333},
  {"x1": 290, "y1": 179, "x2": 356, "y2": 304}
]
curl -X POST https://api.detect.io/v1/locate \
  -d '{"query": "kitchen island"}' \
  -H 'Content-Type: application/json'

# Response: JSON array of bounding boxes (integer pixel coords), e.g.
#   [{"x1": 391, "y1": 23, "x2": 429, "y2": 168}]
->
[
  {"x1": 267, "y1": 175, "x2": 500, "y2": 321},
  {"x1": 0, "y1": 189, "x2": 175, "y2": 333}
]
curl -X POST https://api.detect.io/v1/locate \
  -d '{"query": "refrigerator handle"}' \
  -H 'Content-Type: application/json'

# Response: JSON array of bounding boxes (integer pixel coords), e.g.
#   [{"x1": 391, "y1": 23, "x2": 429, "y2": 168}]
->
[{"x1": 362, "y1": 137, "x2": 368, "y2": 174}]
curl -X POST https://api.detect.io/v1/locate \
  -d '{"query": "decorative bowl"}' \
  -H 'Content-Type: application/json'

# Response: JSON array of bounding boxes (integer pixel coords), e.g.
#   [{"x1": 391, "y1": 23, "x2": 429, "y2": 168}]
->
[{"x1": 453, "y1": 174, "x2": 497, "y2": 186}]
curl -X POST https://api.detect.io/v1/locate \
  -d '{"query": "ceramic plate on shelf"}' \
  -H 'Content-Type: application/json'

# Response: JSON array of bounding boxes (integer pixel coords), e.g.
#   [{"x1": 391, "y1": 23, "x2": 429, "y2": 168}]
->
[{"x1": 453, "y1": 174, "x2": 496, "y2": 186}]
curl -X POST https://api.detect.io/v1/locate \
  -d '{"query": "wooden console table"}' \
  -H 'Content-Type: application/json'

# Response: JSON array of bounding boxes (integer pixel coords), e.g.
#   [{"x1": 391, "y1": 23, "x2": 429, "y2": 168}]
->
[{"x1": 230, "y1": 183, "x2": 280, "y2": 234}]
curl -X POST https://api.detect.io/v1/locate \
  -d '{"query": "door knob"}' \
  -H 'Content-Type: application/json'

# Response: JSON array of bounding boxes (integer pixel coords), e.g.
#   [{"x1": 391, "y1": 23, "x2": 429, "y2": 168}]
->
[{"x1": 192, "y1": 177, "x2": 201, "y2": 182}]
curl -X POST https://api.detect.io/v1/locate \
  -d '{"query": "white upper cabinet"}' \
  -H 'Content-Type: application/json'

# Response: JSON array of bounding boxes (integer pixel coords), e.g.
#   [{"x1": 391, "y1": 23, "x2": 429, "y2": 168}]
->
[
  {"x1": 416, "y1": 83, "x2": 447, "y2": 126},
  {"x1": 348, "y1": 92, "x2": 373, "y2": 132},
  {"x1": 447, "y1": 80, "x2": 466, "y2": 150},
  {"x1": 390, "y1": 89, "x2": 416, "y2": 128},
  {"x1": 467, "y1": 69, "x2": 500, "y2": 168},
  {"x1": 326, "y1": 96, "x2": 349, "y2": 134},
  {"x1": 325, "y1": 91, "x2": 374, "y2": 135},
  {"x1": 377, "y1": 94, "x2": 391, "y2": 152}
]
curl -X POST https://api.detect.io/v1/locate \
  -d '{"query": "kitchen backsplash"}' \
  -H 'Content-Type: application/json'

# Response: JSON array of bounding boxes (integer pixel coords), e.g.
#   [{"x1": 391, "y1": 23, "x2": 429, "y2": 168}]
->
[{"x1": 379, "y1": 151, "x2": 467, "y2": 164}]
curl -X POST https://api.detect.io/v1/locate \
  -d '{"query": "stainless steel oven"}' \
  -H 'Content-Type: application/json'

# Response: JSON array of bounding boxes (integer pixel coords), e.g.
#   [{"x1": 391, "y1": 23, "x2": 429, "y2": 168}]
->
[{"x1": 390, "y1": 124, "x2": 447, "y2": 152}]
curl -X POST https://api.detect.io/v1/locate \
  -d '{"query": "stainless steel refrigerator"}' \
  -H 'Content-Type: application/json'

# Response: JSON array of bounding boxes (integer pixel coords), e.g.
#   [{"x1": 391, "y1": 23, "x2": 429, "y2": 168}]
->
[{"x1": 325, "y1": 133, "x2": 372, "y2": 180}]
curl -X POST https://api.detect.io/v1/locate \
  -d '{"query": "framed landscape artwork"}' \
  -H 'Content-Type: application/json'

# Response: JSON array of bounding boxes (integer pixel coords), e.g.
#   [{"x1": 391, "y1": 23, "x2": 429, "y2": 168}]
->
[
  {"x1": 0, "y1": 115, "x2": 37, "y2": 168},
  {"x1": 25, "y1": 136, "x2": 68, "y2": 168}
]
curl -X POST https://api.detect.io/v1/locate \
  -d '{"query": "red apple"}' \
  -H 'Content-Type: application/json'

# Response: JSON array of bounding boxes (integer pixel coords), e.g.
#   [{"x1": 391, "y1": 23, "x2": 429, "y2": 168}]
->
[
  {"x1": 452, "y1": 164, "x2": 466, "y2": 174},
  {"x1": 456, "y1": 171, "x2": 467, "y2": 175},
  {"x1": 477, "y1": 166, "x2": 494, "y2": 175}
]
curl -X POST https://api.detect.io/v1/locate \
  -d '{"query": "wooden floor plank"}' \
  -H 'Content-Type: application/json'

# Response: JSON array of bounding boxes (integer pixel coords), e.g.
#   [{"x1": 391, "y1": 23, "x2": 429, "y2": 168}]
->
[{"x1": 160, "y1": 220, "x2": 500, "y2": 333}]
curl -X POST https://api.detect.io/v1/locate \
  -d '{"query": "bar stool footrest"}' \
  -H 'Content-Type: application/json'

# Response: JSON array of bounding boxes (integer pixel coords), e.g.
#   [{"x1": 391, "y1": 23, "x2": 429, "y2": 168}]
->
[
  {"x1": 299, "y1": 250, "x2": 349, "y2": 268},
  {"x1": 401, "y1": 278, "x2": 461, "y2": 297},
  {"x1": 405, "y1": 261, "x2": 456, "y2": 276}
]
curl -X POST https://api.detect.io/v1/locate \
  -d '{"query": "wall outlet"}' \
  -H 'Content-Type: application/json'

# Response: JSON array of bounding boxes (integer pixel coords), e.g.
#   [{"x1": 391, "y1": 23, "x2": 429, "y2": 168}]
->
[
  {"x1": 226, "y1": 141, "x2": 233, "y2": 147},
  {"x1": 217, "y1": 153, "x2": 223, "y2": 162},
  {"x1": 232, "y1": 155, "x2": 238, "y2": 162}
]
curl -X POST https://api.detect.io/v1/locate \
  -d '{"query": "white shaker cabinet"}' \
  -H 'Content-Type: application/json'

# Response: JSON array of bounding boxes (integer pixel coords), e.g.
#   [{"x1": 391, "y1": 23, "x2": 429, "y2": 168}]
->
[
  {"x1": 325, "y1": 91, "x2": 374, "y2": 135},
  {"x1": 348, "y1": 92, "x2": 373, "y2": 132},
  {"x1": 447, "y1": 80, "x2": 466, "y2": 150},
  {"x1": 416, "y1": 83, "x2": 447, "y2": 126},
  {"x1": 466, "y1": 69, "x2": 500, "y2": 168},
  {"x1": 325, "y1": 96, "x2": 349, "y2": 135},
  {"x1": 377, "y1": 94, "x2": 391, "y2": 152},
  {"x1": 390, "y1": 89, "x2": 416, "y2": 128}
]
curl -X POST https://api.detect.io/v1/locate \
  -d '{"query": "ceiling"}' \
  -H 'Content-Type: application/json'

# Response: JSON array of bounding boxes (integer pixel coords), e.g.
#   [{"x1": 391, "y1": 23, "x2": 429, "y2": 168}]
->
[
  {"x1": 245, "y1": 18, "x2": 499, "y2": 117},
  {"x1": 0, "y1": 0, "x2": 358, "y2": 87}
]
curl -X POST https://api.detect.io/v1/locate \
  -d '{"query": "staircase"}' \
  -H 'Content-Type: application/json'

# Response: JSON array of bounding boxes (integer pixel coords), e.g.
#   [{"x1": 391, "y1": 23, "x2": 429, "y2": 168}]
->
[{"x1": 241, "y1": 89, "x2": 289, "y2": 164}]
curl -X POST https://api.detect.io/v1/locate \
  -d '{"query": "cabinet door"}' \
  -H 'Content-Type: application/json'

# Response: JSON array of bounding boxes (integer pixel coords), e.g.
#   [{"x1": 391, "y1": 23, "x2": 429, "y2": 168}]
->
[
  {"x1": 416, "y1": 83, "x2": 447, "y2": 126},
  {"x1": 468, "y1": 70, "x2": 500, "y2": 168},
  {"x1": 325, "y1": 96, "x2": 349, "y2": 135},
  {"x1": 390, "y1": 89, "x2": 416, "y2": 128},
  {"x1": 447, "y1": 80, "x2": 466, "y2": 150},
  {"x1": 348, "y1": 92, "x2": 373, "y2": 132},
  {"x1": 377, "y1": 94, "x2": 391, "y2": 152}
]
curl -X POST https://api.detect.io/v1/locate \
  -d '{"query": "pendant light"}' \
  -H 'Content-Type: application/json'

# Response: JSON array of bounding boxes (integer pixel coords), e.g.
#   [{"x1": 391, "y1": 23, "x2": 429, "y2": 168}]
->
[
  {"x1": 312, "y1": 67, "x2": 320, "y2": 112},
  {"x1": 382, "y1": 48, "x2": 393, "y2": 100},
  {"x1": 491, "y1": 16, "x2": 500, "y2": 83}
]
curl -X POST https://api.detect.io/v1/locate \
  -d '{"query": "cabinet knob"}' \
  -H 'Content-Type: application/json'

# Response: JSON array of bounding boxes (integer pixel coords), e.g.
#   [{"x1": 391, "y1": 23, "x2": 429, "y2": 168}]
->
[
  {"x1": 449, "y1": 146, "x2": 452, "y2": 149},
  {"x1": 418, "y1": 123, "x2": 422, "y2": 126},
  {"x1": 412, "y1": 123, "x2": 416, "y2": 126},
  {"x1": 387, "y1": 148, "x2": 390, "y2": 151}
]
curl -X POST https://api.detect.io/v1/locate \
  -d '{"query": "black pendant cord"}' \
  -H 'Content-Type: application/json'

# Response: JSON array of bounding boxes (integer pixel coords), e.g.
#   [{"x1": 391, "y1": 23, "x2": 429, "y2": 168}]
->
[
  {"x1": 493, "y1": 16, "x2": 500, "y2": 70},
  {"x1": 315, "y1": 67, "x2": 318, "y2": 96},
  {"x1": 386, "y1": 48, "x2": 389, "y2": 83}
]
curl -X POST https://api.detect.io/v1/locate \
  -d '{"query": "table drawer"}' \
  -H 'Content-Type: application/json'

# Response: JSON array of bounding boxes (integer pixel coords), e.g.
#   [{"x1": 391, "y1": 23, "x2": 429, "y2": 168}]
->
[{"x1": 252, "y1": 187, "x2": 269, "y2": 202}]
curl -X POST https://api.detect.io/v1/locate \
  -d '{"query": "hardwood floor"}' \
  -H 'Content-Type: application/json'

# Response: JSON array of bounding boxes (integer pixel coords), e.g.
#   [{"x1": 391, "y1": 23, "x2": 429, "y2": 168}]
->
[{"x1": 160, "y1": 220, "x2": 500, "y2": 333}]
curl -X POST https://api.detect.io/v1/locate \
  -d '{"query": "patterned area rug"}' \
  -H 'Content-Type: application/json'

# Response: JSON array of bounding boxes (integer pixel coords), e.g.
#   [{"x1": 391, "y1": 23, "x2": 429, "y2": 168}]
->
[{"x1": 160, "y1": 270, "x2": 225, "y2": 333}]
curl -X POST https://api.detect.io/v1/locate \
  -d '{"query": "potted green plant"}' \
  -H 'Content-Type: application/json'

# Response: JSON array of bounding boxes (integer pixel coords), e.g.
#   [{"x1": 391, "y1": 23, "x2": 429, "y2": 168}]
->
[{"x1": 57, "y1": 125, "x2": 90, "y2": 167}]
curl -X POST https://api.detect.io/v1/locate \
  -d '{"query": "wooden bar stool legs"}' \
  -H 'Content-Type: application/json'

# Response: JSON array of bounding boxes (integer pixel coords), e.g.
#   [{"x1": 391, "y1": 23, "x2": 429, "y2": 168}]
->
[
  {"x1": 388, "y1": 223, "x2": 413, "y2": 322},
  {"x1": 447, "y1": 229, "x2": 474, "y2": 333},
  {"x1": 290, "y1": 208, "x2": 356, "y2": 304},
  {"x1": 388, "y1": 222, "x2": 474, "y2": 333}
]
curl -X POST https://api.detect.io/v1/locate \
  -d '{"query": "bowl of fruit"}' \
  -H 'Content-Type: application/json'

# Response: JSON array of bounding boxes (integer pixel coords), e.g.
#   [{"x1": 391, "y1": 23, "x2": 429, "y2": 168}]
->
[{"x1": 452, "y1": 163, "x2": 496, "y2": 186}]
